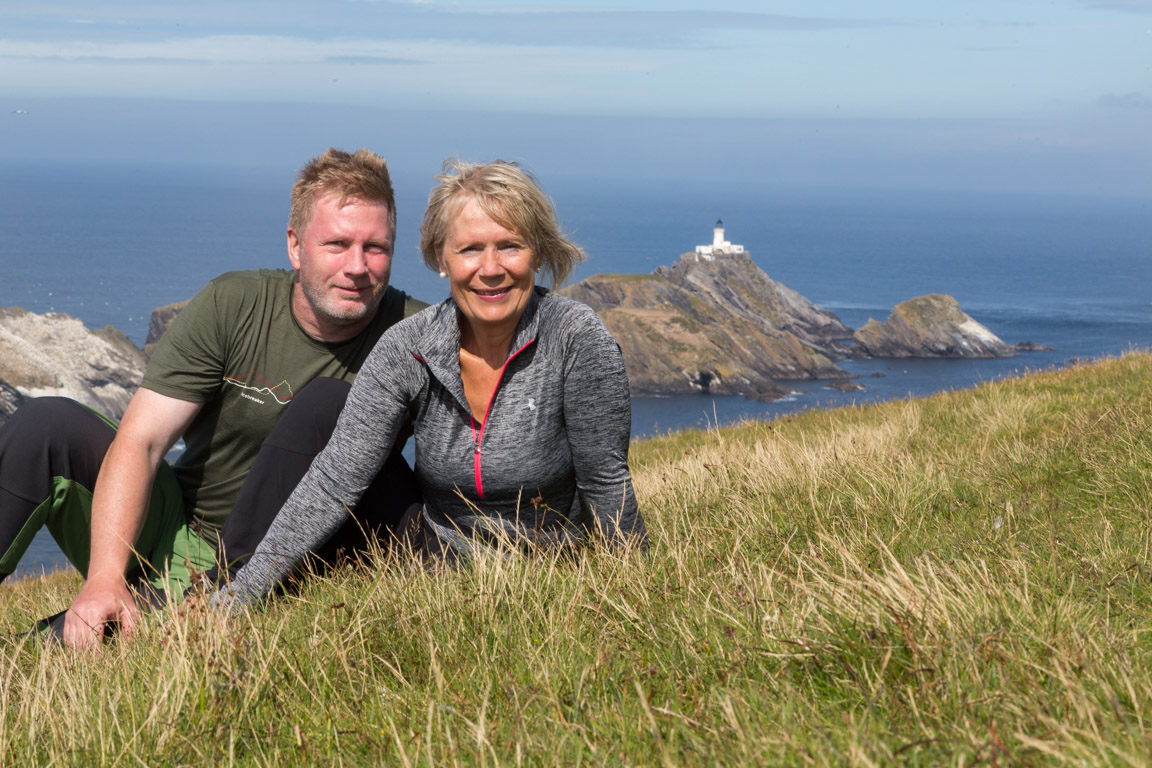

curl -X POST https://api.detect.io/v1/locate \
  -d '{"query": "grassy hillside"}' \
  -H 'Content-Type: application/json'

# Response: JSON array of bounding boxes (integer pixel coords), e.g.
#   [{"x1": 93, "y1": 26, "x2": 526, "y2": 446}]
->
[{"x1": 3, "y1": 353, "x2": 1152, "y2": 765}]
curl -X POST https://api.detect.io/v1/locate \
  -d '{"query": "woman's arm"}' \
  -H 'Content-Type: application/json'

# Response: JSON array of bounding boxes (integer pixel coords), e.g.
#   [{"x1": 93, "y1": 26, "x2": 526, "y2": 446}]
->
[
  {"x1": 210, "y1": 337, "x2": 417, "y2": 609},
  {"x1": 561, "y1": 310, "x2": 648, "y2": 549}
]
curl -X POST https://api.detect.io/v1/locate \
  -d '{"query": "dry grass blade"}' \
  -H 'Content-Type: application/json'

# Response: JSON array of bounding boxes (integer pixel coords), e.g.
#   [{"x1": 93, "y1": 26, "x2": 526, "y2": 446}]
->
[{"x1": 3, "y1": 353, "x2": 1152, "y2": 764}]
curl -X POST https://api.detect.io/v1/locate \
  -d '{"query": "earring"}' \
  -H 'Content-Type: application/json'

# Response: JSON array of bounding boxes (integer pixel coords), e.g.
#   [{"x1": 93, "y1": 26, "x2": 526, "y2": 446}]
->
[{"x1": 438, "y1": 270, "x2": 447, "y2": 278}]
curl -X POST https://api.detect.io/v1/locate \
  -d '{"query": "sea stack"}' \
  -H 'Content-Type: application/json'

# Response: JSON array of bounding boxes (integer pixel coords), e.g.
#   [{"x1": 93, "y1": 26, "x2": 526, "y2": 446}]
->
[{"x1": 853, "y1": 294, "x2": 1015, "y2": 358}]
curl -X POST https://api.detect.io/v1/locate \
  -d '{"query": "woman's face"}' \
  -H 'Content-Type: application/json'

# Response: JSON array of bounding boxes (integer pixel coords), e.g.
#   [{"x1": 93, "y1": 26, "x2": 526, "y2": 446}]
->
[{"x1": 441, "y1": 197, "x2": 536, "y2": 342}]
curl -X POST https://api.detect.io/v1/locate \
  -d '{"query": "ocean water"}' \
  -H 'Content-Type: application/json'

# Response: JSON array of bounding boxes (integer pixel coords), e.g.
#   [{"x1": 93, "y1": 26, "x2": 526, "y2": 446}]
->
[{"x1": 2, "y1": 162, "x2": 1150, "y2": 578}]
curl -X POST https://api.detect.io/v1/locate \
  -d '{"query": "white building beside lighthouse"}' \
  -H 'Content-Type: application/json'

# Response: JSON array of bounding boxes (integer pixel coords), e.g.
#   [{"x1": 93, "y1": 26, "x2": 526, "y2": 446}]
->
[{"x1": 694, "y1": 219, "x2": 744, "y2": 261}]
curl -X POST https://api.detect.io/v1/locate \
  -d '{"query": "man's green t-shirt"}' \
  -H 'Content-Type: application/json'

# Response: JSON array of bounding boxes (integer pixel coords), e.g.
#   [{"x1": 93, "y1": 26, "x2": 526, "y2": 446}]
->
[{"x1": 142, "y1": 269, "x2": 426, "y2": 539}]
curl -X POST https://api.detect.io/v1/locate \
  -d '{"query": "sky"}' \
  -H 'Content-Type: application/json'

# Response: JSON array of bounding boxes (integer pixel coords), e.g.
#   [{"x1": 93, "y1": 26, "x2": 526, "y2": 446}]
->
[{"x1": 1, "y1": 0, "x2": 1150, "y2": 198}]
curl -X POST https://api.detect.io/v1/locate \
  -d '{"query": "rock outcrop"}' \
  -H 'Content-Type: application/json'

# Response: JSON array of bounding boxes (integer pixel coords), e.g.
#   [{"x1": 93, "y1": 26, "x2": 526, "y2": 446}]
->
[
  {"x1": 562, "y1": 254, "x2": 850, "y2": 397},
  {"x1": 143, "y1": 300, "x2": 190, "y2": 360},
  {"x1": 853, "y1": 294, "x2": 1015, "y2": 359},
  {"x1": 0, "y1": 307, "x2": 146, "y2": 420},
  {"x1": 0, "y1": 378, "x2": 24, "y2": 424},
  {"x1": 655, "y1": 254, "x2": 854, "y2": 349}
]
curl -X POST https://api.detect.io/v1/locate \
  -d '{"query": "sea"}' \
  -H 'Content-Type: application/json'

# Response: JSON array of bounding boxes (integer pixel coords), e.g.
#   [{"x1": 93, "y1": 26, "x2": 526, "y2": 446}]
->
[{"x1": 2, "y1": 161, "x2": 1150, "y2": 578}]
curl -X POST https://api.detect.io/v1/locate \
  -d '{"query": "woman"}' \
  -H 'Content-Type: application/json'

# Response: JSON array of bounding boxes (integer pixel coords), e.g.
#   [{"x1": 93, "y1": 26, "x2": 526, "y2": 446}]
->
[{"x1": 213, "y1": 160, "x2": 647, "y2": 608}]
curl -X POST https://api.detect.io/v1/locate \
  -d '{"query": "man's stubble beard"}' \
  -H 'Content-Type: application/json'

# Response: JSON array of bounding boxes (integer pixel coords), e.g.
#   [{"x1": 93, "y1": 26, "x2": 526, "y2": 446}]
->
[{"x1": 297, "y1": 277, "x2": 387, "y2": 328}]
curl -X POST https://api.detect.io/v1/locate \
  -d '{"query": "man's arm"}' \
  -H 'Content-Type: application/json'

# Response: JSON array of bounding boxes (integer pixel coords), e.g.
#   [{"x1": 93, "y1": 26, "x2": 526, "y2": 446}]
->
[{"x1": 63, "y1": 388, "x2": 202, "y2": 649}]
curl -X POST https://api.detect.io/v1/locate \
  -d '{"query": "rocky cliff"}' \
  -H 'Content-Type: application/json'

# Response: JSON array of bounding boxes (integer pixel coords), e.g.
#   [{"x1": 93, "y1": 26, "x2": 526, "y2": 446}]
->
[
  {"x1": 0, "y1": 307, "x2": 146, "y2": 422},
  {"x1": 853, "y1": 294, "x2": 1015, "y2": 358},
  {"x1": 561, "y1": 255, "x2": 849, "y2": 397},
  {"x1": 143, "y1": 300, "x2": 190, "y2": 360},
  {"x1": 655, "y1": 254, "x2": 854, "y2": 349},
  {"x1": 0, "y1": 378, "x2": 24, "y2": 423}
]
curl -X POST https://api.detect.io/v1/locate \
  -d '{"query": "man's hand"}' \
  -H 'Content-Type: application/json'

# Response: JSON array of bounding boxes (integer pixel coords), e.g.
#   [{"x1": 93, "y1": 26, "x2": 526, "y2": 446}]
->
[
  {"x1": 63, "y1": 388, "x2": 201, "y2": 650},
  {"x1": 63, "y1": 575, "x2": 139, "y2": 648}
]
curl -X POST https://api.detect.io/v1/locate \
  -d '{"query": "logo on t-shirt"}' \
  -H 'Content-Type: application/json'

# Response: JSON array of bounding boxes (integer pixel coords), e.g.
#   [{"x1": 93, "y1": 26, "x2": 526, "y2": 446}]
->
[{"x1": 222, "y1": 369, "x2": 295, "y2": 406}]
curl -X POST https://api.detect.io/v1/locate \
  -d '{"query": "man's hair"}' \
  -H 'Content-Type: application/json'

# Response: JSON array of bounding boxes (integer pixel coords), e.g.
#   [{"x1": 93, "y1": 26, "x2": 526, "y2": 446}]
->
[
  {"x1": 419, "y1": 159, "x2": 584, "y2": 289},
  {"x1": 289, "y1": 148, "x2": 396, "y2": 238}
]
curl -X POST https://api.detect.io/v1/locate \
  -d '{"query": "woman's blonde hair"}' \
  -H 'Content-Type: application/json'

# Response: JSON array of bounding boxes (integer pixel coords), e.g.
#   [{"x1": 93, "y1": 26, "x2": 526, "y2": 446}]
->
[{"x1": 419, "y1": 159, "x2": 584, "y2": 288}]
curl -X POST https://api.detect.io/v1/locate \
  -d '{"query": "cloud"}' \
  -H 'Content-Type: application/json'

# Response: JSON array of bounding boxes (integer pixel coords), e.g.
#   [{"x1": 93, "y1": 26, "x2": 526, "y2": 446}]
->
[
  {"x1": 324, "y1": 55, "x2": 419, "y2": 65},
  {"x1": 3, "y1": 1, "x2": 1145, "y2": 124},
  {"x1": 5, "y1": 3, "x2": 885, "y2": 50},
  {"x1": 0, "y1": 34, "x2": 676, "y2": 113},
  {"x1": 14, "y1": 55, "x2": 208, "y2": 65},
  {"x1": 1079, "y1": 0, "x2": 1152, "y2": 12},
  {"x1": 1098, "y1": 91, "x2": 1152, "y2": 109},
  {"x1": 0, "y1": 36, "x2": 417, "y2": 65}
]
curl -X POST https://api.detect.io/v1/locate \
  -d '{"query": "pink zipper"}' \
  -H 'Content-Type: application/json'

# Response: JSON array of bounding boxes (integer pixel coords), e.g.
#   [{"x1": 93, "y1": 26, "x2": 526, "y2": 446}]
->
[{"x1": 468, "y1": 339, "x2": 535, "y2": 499}]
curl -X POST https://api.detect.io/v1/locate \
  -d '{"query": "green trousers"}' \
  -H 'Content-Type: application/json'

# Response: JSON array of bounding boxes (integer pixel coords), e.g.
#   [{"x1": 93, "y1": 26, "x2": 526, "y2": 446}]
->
[
  {"x1": 30, "y1": 464, "x2": 214, "y2": 597},
  {"x1": 0, "y1": 398, "x2": 215, "y2": 598}
]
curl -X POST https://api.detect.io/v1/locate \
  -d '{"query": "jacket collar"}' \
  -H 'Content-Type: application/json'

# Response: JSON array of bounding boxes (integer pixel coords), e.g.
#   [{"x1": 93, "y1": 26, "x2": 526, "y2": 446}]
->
[{"x1": 415, "y1": 286, "x2": 548, "y2": 414}]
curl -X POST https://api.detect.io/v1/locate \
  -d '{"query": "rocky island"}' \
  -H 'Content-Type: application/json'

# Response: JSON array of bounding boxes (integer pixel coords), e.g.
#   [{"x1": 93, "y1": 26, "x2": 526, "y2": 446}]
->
[
  {"x1": 562, "y1": 221, "x2": 1015, "y2": 399},
  {"x1": 853, "y1": 294, "x2": 1015, "y2": 358},
  {"x1": 561, "y1": 255, "x2": 850, "y2": 399},
  {"x1": 0, "y1": 307, "x2": 145, "y2": 424},
  {"x1": 0, "y1": 222, "x2": 1022, "y2": 420}
]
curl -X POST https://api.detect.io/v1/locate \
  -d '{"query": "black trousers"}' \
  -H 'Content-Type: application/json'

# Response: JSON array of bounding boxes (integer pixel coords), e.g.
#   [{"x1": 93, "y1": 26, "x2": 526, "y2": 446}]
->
[
  {"x1": 205, "y1": 376, "x2": 422, "y2": 583},
  {"x1": 0, "y1": 377, "x2": 422, "y2": 635}
]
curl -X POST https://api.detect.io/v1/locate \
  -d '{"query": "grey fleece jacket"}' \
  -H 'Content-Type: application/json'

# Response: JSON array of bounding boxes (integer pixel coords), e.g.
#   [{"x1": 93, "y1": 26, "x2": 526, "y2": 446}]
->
[{"x1": 214, "y1": 287, "x2": 647, "y2": 606}]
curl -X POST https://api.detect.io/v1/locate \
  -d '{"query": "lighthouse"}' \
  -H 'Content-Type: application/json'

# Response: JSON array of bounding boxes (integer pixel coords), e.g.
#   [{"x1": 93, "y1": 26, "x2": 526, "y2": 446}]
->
[{"x1": 694, "y1": 219, "x2": 744, "y2": 261}]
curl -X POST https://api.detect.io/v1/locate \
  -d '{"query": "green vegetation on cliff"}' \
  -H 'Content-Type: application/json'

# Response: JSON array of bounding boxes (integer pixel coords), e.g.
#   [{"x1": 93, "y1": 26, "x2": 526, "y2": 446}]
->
[{"x1": 3, "y1": 353, "x2": 1152, "y2": 765}]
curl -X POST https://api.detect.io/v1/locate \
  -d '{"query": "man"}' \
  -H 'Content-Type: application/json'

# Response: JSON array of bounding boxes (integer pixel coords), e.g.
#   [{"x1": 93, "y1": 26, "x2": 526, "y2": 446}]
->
[{"x1": 0, "y1": 148, "x2": 424, "y2": 647}]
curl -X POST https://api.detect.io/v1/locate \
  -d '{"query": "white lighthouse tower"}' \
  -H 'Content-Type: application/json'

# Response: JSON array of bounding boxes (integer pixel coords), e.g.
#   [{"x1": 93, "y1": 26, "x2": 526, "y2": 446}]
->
[
  {"x1": 712, "y1": 219, "x2": 726, "y2": 250},
  {"x1": 694, "y1": 219, "x2": 744, "y2": 261}
]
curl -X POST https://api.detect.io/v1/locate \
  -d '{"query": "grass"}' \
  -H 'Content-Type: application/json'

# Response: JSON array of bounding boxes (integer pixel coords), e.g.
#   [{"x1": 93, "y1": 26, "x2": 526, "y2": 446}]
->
[{"x1": 3, "y1": 352, "x2": 1152, "y2": 765}]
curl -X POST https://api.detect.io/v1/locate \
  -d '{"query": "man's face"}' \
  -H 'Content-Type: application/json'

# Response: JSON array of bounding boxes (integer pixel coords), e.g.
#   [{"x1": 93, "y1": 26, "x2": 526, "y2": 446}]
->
[{"x1": 287, "y1": 192, "x2": 394, "y2": 341}]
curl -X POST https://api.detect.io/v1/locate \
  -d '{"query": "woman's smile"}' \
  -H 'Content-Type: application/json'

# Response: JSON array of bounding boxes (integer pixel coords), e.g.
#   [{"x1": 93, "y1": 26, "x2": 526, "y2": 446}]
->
[{"x1": 441, "y1": 198, "x2": 536, "y2": 339}]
